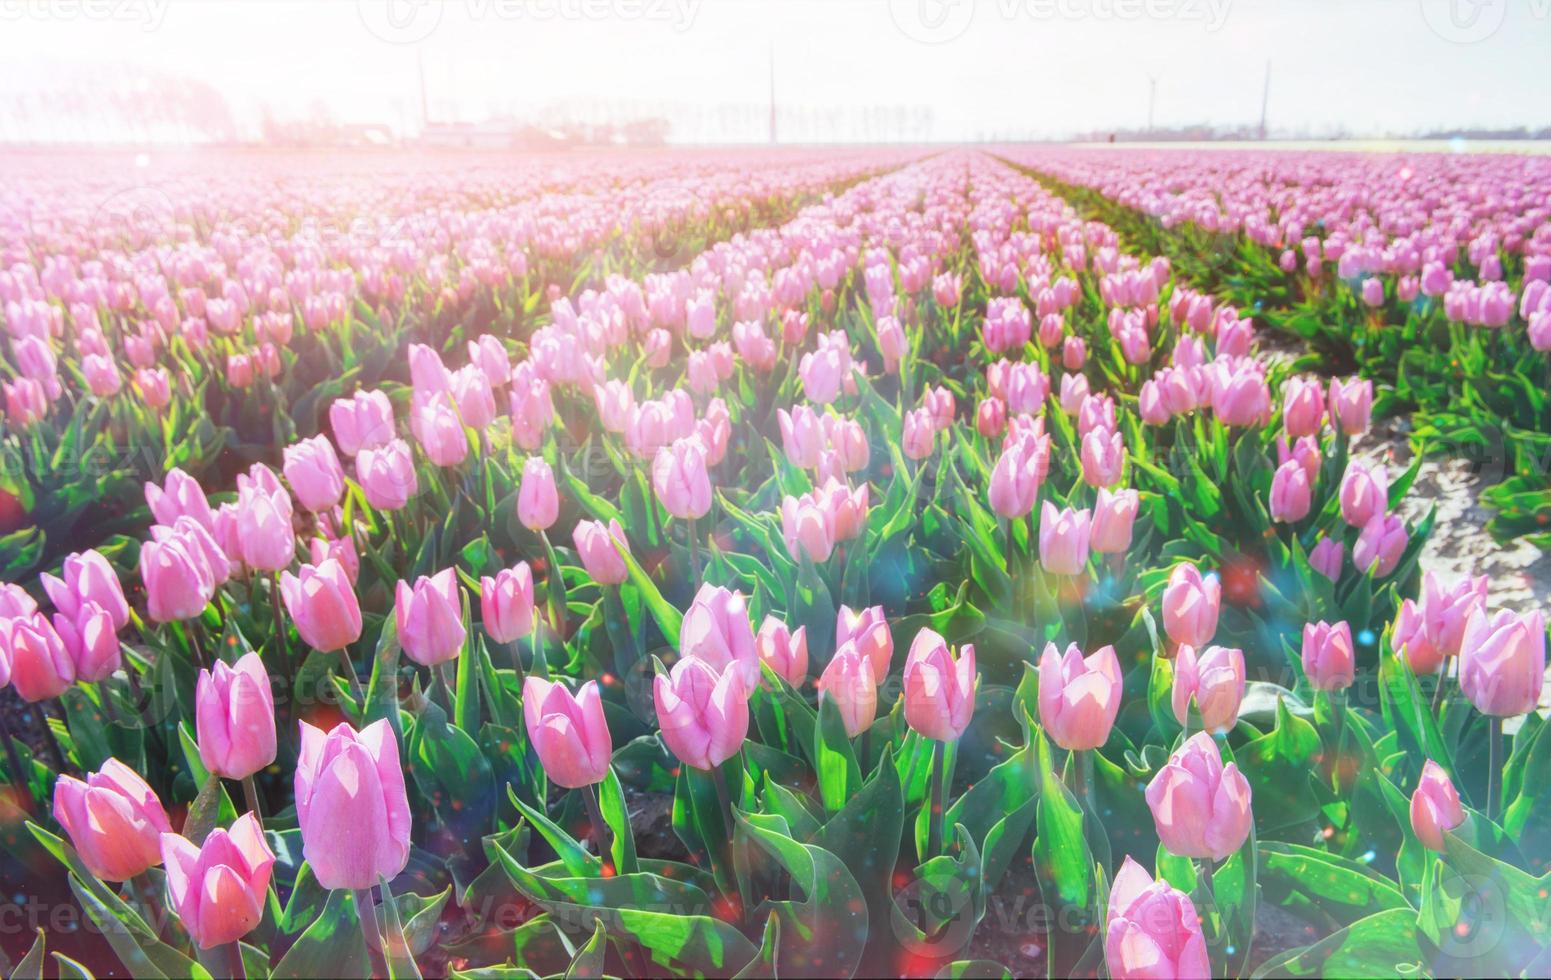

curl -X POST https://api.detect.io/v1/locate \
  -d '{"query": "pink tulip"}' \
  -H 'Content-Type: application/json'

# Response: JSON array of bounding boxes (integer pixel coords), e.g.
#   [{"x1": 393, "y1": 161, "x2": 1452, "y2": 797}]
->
[
  {"x1": 573, "y1": 519, "x2": 630, "y2": 586},
  {"x1": 902, "y1": 629, "x2": 976, "y2": 742},
  {"x1": 52, "y1": 759, "x2": 172, "y2": 881},
  {"x1": 1079, "y1": 428, "x2": 1124, "y2": 488},
  {"x1": 357, "y1": 439, "x2": 418, "y2": 511},
  {"x1": 835, "y1": 604, "x2": 893, "y2": 681},
  {"x1": 1269, "y1": 459, "x2": 1312, "y2": 523},
  {"x1": 160, "y1": 812, "x2": 275, "y2": 949},
  {"x1": 195, "y1": 652, "x2": 277, "y2": 781},
  {"x1": 1328, "y1": 377, "x2": 1373, "y2": 436},
  {"x1": 1421, "y1": 571, "x2": 1488, "y2": 660},
  {"x1": 1105, "y1": 856, "x2": 1211, "y2": 980},
  {"x1": 1393, "y1": 599, "x2": 1443, "y2": 676},
  {"x1": 1281, "y1": 376, "x2": 1325, "y2": 437},
  {"x1": 0, "y1": 583, "x2": 34, "y2": 619},
  {"x1": 480, "y1": 563, "x2": 535, "y2": 645},
  {"x1": 1038, "y1": 642, "x2": 1122, "y2": 750},
  {"x1": 468, "y1": 335, "x2": 511, "y2": 388},
  {"x1": 282, "y1": 435, "x2": 345, "y2": 513},
  {"x1": 329, "y1": 389, "x2": 396, "y2": 456},
  {"x1": 1309, "y1": 537, "x2": 1344, "y2": 582},
  {"x1": 1410, "y1": 760, "x2": 1465, "y2": 853},
  {"x1": 1353, "y1": 514, "x2": 1407, "y2": 578},
  {"x1": 523, "y1": 677, "x2": 612, "y2": 789},
  {"x1": 309, "y1": 532, "x2": 360, "y2": 585},
  {"x1": 53, "y1": 604, "x2": 120, "y2": 683},
  {"x1": 451, "y1": 364, "x2": 498, "y2": 430},
  {"x1": 1302, "y1": 620, "x2": 1356, "y2": 691},
  {"x1": 518, "y1": 457, "x2": 559, "y2": 532},
  {"x1": 778, "y1": 406, "x2": 825, "y2": 469},
  {"x1": 976, "y1": 398, "x2": 1006, "y2": 439},
  {"x1": 294, "y1": 719, "x2": 412, "y2": 890},
  {"x1": 408, "y1": 343, "x2": 453, "y2": 395},
  {"x1": 280, "y1": 559, "x2": 362, "y2": 653},
  {"x1": 901, "y1": 407, "x2": 936, "y2": 460},
  {"x1": 1145, "y1": 732, "x2": 1253, "y2": 861},
  {"x1": 818, "y1": 642, "x2": 878, "y2": 737},
  {"x1": 395, "y1": 568, "x2": 466, "y2": 666},
  {"x1": 1, "y1": 612, "x2": 73, "y2": 700},
  {"x1": 83, "y1": 354, "x2": 122, "y2": 397},
  {"x1": 593, "y1": 380, "x2": 634, "y2": 433},
  {"x1": 41, "y1": 549, "x2": 129, "y2": 630},
  {"x1": 1162, "y1": 563, "x2": 1220, "y2": 648},
  {"x1": 1058, "y1": 372, "x2": 1089, "y2": 415},
  {"x1": 653, "y1": 656, "x2": 749, "y2": 771},
  {"x1": 989, "y1": 430, "x2": 1046, "y2": 519},
  {"x1": 145, "y1": 467, "x2": 214, "y2": 531},
  {"x1": 236, "y1": 467, "x2": 295, "y2": 573},
  {"x1": 1459, "y1": 608, "x2": 1546, "y2": 717},
  {"x1": 1038, "y1": 501, "x2": 1091, "y2": 576},
  {"x1": 680, "y1": 584, "x2": 759, "y2": 690},
  {"x1": 135, "y1": 369, "x2": 171, "y2": 410},
  {"x1": 1171, "y1": 644, "x2": 1246, "y2": 732},
  {"x1": 1340, "y1": 462, "x2": 1388, "y2": 528},
  {"x1": 755, "y1": 616, "x2": 808, "y2": 686},
  {"x1": 652, "y1": 438, "x2": 712, "y2": 520},
  {"x1": 780, "y1": 493, "x2": 835, "y2": 563},
  {"x1": 411, "y1": 392, "x2": 469, "y2": 467},
  {"x1": 1090, "y1": 487, "x2": 1139, "y2": 554},
  {"x1": 139, "y1": 536, "x2": 216, "y2": 623}
]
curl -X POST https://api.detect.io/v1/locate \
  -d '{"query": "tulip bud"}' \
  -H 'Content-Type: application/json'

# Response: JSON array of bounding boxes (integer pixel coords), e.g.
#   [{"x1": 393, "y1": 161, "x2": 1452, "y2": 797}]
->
[
  {"x1": 817, "y1": 642, "x2": 877, "y2": 737},
  {"x1": 1090, "y1": 487, "x2": 1139, "y2": 554},
  {"x1": 54, "y1": 603, "x2": 120, "y2": 683},
  {"x1": 835, "y1": 604, "x2": 893, "y2": 681},
  {"x1": 902, "y1": 629, "x2": 976, "y2": 742},
  {"x1": 195, "y1": 653, "x2": 277, "y2": 781},
  {"x1": 1420, "y1": 571, "x2": 1488, "y2": 660},
  {"x1": 1, "y1": 612, "x2": 74, "y2": 701},
  {"x1": 280, "y1": 559, "x2": 362, "y2": 653},
  {"x1": 1340, "y1": 462, "x2": 1388, "y2": 528},
  {"x1": 680, "y1": 584, "x2": 759, "y2": 690},
  {"x1": 1353, "y1": 514, "x2": 1407, "y2": 578},
  {"x1": 1269, "y1": 459, "x2": 1312, "y2": 523},
  {"x1": 1038, "y1": 501, "x2": 1091, "y2": 576},
  {"x1": 523, "y1": 677, "x2": 613, "y2": 788},
  {"x1": 41, "y1": 549, "x2": 129, "y2": 631},
  {"x1": 652, "y1": 438, "x2": 712, "y2": 520},
  {"x1": 1162, "y1": 563, "x2": 1220, "y2": 648},
  {"x1": 1171, "y1": 644, "x2": 1245, "y2": 732},
  {"x1": 1104, "y1": 856, "x2": 1211, "y2": 980},
  {"x1": 1393, "y1": 598, "x2": 1442, "y2": 676},
  {"x1": 755, "y1": 617, "x2": 808, "y2": 686},
  {"x1": 160, "y1": 813, "x2": 275, "y2": 949},
  {"x1": 145, "y1": 468, "x2": 214, "y2": 531},
  {"x1": 283, "y1": 435, "x2": 346, "y2": 513},
  {"x1": 1458, "y1": 608, "x2": 1546, "y2": 717},
  {"x1": 1302, "y1": 620, "x2": 1356, "y2": 691},
  {"x1": 53, "y1": 759, "x2": 172, "y2": 881},
  {"x1": 517, "y1": 456, "x2": 560, "y2": 531},
  {"x1": 1309, "y1": 537, "x2": 1344, "y2": 582},
  {"x1": 1038, "y1": 642, "x2": 1122, "y2": 750},
  {"x1": 1145, "y1": 732, "x2": 1253, "y2": 861},
  {"x1": 139, "y1": 536, "x2": 215, "y2": 624},
  {"x1": 480, "y1": 563, "x2": 535, "y2": 645},
  {"x1": 357, "y1": 439, "x2": 418, "y2": 511},
  {"x1": 573, "y1": 519, "x2": 630, "y2": 586},
  {"x1": 1409, "y1": 760, "x2": 1465, "y2": 853},
  {"x1": 294, "y1": 719, "x2": 412, "y2": 890},
  {"x1": 654, "y1": 657, "x2": 750, "y2": 771},
  {"x1": 395, "y1": 569, "x2": 466, "y2": 666}
]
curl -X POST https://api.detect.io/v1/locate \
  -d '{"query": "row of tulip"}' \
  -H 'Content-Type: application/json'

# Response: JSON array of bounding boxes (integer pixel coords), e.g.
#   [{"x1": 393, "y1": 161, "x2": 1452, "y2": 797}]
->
[
  {"x1": 1005, "y1": 147, "x2": 1551, "y2": 548},
  {"x1": 1, "y1": 148, "x2": 1548, "y2": 979}
]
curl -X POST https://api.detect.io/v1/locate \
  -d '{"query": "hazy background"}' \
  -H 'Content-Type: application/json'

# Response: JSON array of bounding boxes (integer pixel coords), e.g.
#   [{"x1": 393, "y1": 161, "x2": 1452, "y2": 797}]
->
[{"x1": 1, "y1": 0, "x2": 1548, "y2": 145}]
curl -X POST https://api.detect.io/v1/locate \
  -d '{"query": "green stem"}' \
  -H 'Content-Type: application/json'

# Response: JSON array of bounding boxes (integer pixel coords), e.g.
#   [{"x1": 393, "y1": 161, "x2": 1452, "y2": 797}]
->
[
  {"x1": 1487, "y1": 717, "x2": 1503, "y2": 822},
  {"x1": 336, "y1": 645, "x2": 364, "y2": 704},
  {"x1": 353, "y1": 888, "x2": 387, "y2": 977},
  {"x1": 688, "y1": 515, "x2": 702, "y2": 583},
  {"x1": 928, "y1": 739, "x2": 946, "y2": 859},
  {"x1": 581, "y1": 782, "x2": 613, "y2": 874},
  {"x1": 224, "y1": 941, "x2": 247, "y2": 980},
  {"x1": 710, "y1": 763, "x2": 736, "y2": 839},
  {"x1": 241, "y1": 775, "x2": 264, "y2": 827}
]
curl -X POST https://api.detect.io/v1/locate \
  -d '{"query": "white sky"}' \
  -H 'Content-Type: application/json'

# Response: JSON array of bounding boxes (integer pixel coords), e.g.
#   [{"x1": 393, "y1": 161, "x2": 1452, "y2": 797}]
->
[{"x1": 0, "y1": 0, "x2": 1548, "y2": 142}]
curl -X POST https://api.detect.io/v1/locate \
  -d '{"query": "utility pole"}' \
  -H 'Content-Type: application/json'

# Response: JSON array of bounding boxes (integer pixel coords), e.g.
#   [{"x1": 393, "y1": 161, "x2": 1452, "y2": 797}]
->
[
  {"x1": 1258, "y1": 59, "x2": 1271, "y2": 140},
  {"x1": 1146, "y1": 74, "x2": 1158, "y2": 135},
  {"x1": 417, "y1": 48, "x2": 430, "y2": 131},
  {"x1": 768, "y1": 41, "x2": 778, "y2": 144}
]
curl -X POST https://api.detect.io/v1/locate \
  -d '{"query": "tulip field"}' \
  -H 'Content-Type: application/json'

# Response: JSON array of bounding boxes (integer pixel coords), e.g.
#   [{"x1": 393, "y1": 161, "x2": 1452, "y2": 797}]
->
[{"x1": 0, "y1": 145, "x2": 1548, "y2": 980}]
